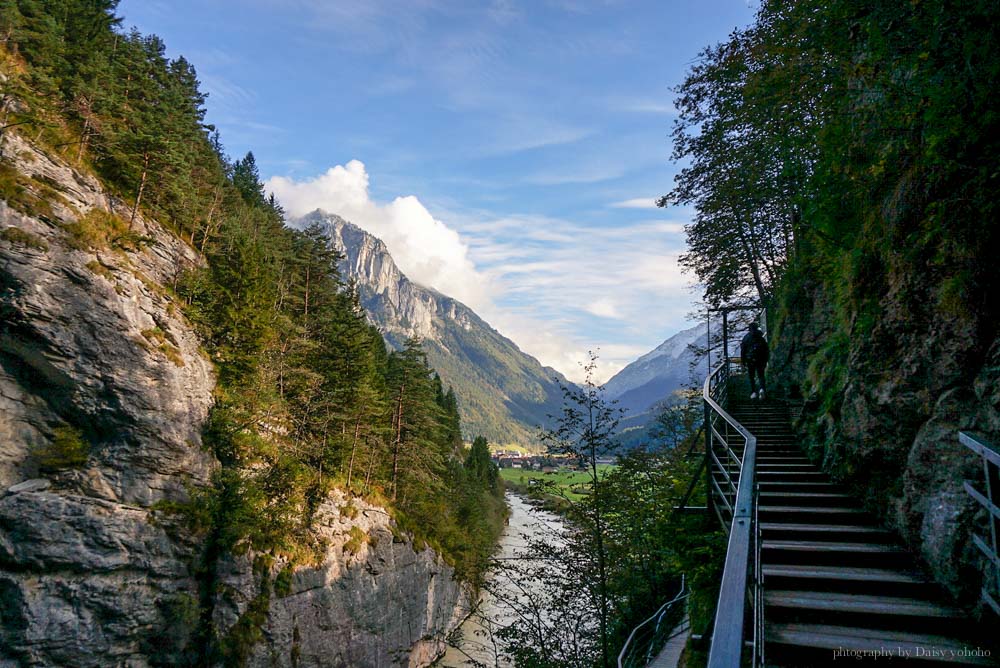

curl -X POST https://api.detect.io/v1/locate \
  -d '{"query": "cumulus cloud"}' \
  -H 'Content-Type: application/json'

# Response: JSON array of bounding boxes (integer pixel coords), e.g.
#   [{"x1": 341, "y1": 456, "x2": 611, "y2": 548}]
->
[
  {"x1": 265, "y1": 161, "x2": 491, "y2": 310},
  {"x1": 266, "y1": 163, "x2": 699, "y2": 384}
]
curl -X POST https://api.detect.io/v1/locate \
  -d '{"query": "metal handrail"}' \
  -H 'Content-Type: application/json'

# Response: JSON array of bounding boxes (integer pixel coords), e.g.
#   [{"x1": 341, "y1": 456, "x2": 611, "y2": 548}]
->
[
  {"x1": 703, "y1": 359, "x2": 761, "y2": 668},
  {"x1": 617, "y1": 576, "x2": 689, "y2": 668},
  {"x1": 959, "y1": 431, "x2": 1000, "y2": 616}
]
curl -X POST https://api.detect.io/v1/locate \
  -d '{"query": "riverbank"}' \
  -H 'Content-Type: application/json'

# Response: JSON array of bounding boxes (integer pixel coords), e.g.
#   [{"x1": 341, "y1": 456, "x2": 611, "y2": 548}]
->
[{"x1": 436, "y1": 492, "x2": 568, "y2": 667}]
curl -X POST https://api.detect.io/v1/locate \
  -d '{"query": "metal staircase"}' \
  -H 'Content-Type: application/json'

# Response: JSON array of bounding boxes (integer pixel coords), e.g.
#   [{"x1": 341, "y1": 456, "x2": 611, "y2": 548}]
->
[
  {"x1": 732, "y1": 398, "x2": 994, "y2": 666},
  {"x1": 702, "y1": 360, "x2": 997, "y2": 666}
]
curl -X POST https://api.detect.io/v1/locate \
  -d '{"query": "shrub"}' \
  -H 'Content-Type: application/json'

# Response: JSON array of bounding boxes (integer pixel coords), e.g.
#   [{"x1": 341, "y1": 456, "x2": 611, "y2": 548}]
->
[
  {"x1": 0, "y1": 162, "x2": 55, "y2": 219},
  {"x1": 36, "y1": 425, "x2": 90, "y2": 471},
  {"x1": 274, "y1": 565, "x2": 294, "y2": 597},
  {"x1": 85, "y1": 259, "x2": 115, "y2": 280},
  {"x1": 142, "y1": 327, "x2": 185, "y2": 367},
  {"x1": 343, "y1": 526, "x2": 369, "y2": 555},
  {"x1": 339, "y1": 500, "x2": 359, "y2": 520},
  {"x1": 0, "y1": 226, "x2": 48, "y2": 251},
  {"x1": 64, "y1": 208, "x2": 127, "y2": 250}
]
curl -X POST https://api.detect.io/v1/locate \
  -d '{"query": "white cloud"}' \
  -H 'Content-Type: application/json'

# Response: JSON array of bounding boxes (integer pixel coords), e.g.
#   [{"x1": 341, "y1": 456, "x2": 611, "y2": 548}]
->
[
  {"x1": 617, "y1": 100, "x2": 678, "y2": 115},
  {"x1": 455, "y1": 212, "x2": 699, "y2": 382},
  {"x1": 610, "y1": 197, "x2": 658, "y2": 209},
  {"x1": 266, "y1": 164, "x2": 701, "y2": 385},
  {"x1": 585, "y1": 298, "x2": 621, "y2": 319},
  {"x1": 265, "y1": 161, "x2": 491, "y2": 310}
]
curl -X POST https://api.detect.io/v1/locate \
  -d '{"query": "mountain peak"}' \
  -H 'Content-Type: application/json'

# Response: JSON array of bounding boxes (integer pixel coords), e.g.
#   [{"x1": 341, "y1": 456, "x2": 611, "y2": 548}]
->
[
  {"x1": 289, "y1": 212, "x2": 568, "y2": 447},
  {"x1": 603, "y1": 322, "x2": 706, "y2": 419}
]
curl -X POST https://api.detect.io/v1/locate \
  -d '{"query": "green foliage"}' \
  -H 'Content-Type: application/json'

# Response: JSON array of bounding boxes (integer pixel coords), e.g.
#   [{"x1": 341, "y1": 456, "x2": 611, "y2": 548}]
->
[
  {"x1": 464, "y1": 435, "x2": 499, "y2": 490},
  {"x1": 218, "y1": 585, "x2": 271, "y2": 668},
  {"x1": 36, "y1": 425, "x2": 89, "y2": 471},
  {"x1": 84, "y1": 259, "x2": 114, "y2": 280},
  {"x1": 2, "y1": 3, "x2": 504, "y2": 658},
  {"x1": 0, "y1": 225, "x2": 47, "y2": 251},
  {"x1": 63, "y1": 209, "x2": 127, "y2": 250},
  {"x1": 273, "y1": 566, "x2": 294, "y2": 598},
  {"x1": 339, "y1": 501, "x2": 358, "y2": 520},
  {"x1": 0, "y1": 161, "x2": 55, "y2": 219},
  {"x1": 141, "y1": 327, "x2": 185, "y2": 367},
  {"x1": 147, "y1": 592, "x2": 200, "y2": 666},
  {"x1": 489, "y1": 370, "x2": 720, "y2": 668},
  {"x1": 343, "y1": 526, "x2": 369, "y2": 556}
]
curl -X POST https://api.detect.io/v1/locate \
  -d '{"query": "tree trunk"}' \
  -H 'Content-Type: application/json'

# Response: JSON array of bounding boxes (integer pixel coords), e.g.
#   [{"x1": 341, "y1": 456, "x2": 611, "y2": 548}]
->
[
  {"x1": 129, "y1": 151, "x2": 150, "y2": 230},
  {"x1": 390, "y1": 382, "x2": 405, "y2": 500},
  {"x1": 346, "y1": 415, "x2": 363, "y2": 489}
]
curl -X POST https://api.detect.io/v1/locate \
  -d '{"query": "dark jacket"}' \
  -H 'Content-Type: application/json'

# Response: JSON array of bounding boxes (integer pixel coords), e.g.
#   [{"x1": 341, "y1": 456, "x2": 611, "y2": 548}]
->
[{"x1": 740, "y1": 330, "x2": 769, "y2": 365}]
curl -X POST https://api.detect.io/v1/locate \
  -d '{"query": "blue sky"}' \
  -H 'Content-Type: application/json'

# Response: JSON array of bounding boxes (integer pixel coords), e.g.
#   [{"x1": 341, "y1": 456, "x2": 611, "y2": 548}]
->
[{"x1": 118, "y1": 0, "x2": 756, "y2": 381}]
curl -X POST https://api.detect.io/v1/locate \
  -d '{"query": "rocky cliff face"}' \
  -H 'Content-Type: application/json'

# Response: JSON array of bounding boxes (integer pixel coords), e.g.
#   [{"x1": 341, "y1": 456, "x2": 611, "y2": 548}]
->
[
  {"x1": 770, "y1": 262, "x2": 999, "y2": 608},
  {"x1": 0, "y1": 130, "x2": 217, "y2": 666},
  {"x1": 0, "y1": 136, "x2": 468, "y2": 666},
  {"x1": 297, "y1": 210, "x2": 568, "y2": 447},
  {"x1": 221, "y1": 491, "x2": 468, "y2": 668}
]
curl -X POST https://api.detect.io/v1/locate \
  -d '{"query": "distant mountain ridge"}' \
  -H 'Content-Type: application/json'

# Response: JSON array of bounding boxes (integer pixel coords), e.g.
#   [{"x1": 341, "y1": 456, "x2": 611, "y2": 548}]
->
[
  {"x1": 294, "y1": 210, "x2": 567, "y2": 446},
  {"x1": 604, "y1": 322, "x2": 706, "y2": 422}
]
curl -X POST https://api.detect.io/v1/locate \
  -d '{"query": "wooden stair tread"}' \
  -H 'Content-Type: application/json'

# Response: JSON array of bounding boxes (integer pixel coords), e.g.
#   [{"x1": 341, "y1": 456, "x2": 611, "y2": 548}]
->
[
  {"x1": 763, "y1": 539, "x2": 903, "y2": 553},
  {"x1": 759, "y1": 505, "x2": 866, "y2": 514},
  {"x1": 765, "y1": 590, "x2": 963, "y2": 618},
  {"x1": 760, "y1": 522, "x2": 888, "y2": 534},
  {"x1": 759, "y1": 492, "x2": 853, "y2": 499},
  {"x1": 762, "y1": 564, "x2": 925, "y2": 584},
  {"x1": 766, "y1": 623, "x2": 994, "y2": 664}
]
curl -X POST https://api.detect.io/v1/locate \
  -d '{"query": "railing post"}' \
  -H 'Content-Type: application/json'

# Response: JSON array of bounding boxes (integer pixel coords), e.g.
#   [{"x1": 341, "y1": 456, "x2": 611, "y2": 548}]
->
[
  {"x1": 722, "y1": 310, "x2": 729, "y2": 369},
  {"x1": 705, "y1": 398, "x2": 714, "y2": 520}
]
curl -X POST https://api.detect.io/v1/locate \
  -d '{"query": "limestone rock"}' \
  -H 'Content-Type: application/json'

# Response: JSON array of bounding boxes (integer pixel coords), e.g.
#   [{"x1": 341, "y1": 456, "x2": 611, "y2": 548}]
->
[
  {"x1": 771, "y1": 266, "x2": 1000, "y2": 605},
  {"x1": 0, "y1": 134, "x2": 470, "y2": 666}
]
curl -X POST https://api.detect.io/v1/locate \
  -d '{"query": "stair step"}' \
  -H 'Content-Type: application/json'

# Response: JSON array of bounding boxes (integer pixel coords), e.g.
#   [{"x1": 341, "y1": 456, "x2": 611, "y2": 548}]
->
[
  {"x1": 763, "y1": 540, "x2": 903, "y2": 553},
  {"x1": 760, "y1": 522, "x2": 892, "y2": 541},
  {"x1": 766, "y1": 623, "x2": 995, "y2": 665},
  {"x1": 758, "y1": 482, "x2": 843, "y2": 492},
  {"x1": 763, "y1": 538, "x2": 911, "y2": 568},
  {"x1": 757, "y1": 471, "x2": 828, "y2": 481},
  {"x1": 766, "y1": 590, "x2": 962, "y2": 618},
  {"x1": 757, "y1": 463, "x2": 816, "y2": 469},
  {"x1": 758, "y1": 492, "x2": 858, "y2": 506},
  {"x1": 762, "y1": 564, "x2": 931, "y2": 596},
  {"x1": 759, "y1": 506, "x2": 869, "y2": 523},
  {"x1": 757, "y1": 456, "x2": 810, "y2": 461}
]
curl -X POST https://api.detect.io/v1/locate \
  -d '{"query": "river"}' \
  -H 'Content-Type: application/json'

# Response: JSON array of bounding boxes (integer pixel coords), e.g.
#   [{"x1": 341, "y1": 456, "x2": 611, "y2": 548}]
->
[{"x1": 437, "y1": 492, "x2": 567, "y2": 668}]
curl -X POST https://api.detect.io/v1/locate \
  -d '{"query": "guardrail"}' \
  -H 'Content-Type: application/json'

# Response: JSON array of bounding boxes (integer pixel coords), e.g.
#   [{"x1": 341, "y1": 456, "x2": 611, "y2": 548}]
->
[
  {"x1": 617, "y1": 576, "x2": 689, "y2": 668},
  {"x1": 703, "y1": 359, "x2": 762, "y2": 668},
  {"x1": 959, "y1": 431, "x2": 1000, "y2": 616}
]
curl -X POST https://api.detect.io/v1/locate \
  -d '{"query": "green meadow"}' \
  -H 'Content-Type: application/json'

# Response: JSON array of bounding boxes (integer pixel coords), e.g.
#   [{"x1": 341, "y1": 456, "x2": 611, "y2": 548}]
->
[{"x1": 499, "y1": 464, "x2": 616, "y2": 502}]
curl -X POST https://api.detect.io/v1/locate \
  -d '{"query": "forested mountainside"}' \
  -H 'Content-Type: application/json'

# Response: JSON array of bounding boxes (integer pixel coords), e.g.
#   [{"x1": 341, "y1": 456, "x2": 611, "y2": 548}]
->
[
  {"x1": 668, "y1": 0, "x2": 1000, "y2": 606},
  {"x1": 296, "y1": 210, "x2": 569, "y2": 447},
  {"x1": 0, "y1": 3, "x2": 503, "y2": 665}
]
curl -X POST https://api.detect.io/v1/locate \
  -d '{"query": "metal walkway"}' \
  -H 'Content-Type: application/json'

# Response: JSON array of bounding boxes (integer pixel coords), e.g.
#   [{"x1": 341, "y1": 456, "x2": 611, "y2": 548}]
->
[
  {"x1": 728, "y1": 397, "x2": 994, "y2": 666},
  {"x1": 646, "y1": 614, "x2": 689, "y2": 668}
]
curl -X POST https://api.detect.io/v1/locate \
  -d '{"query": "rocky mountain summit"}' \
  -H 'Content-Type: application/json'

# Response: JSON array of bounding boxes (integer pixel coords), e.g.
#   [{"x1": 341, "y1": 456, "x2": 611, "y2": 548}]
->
[
  {"x1": 604, "y1": 322, "x2": 706, "y2": 420},
  {"x1": 0, "y1": 134, "x2": 468, "y2": 666},
  {"x1": 296, "y1": 210, "x2": 568, "y2": 446}
]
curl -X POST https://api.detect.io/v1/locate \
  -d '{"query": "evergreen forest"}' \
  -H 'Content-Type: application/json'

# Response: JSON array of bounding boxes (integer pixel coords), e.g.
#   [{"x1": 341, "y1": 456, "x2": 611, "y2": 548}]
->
[{"x1": 0, "y1": 0, "x2": 506, "y2": 641}]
